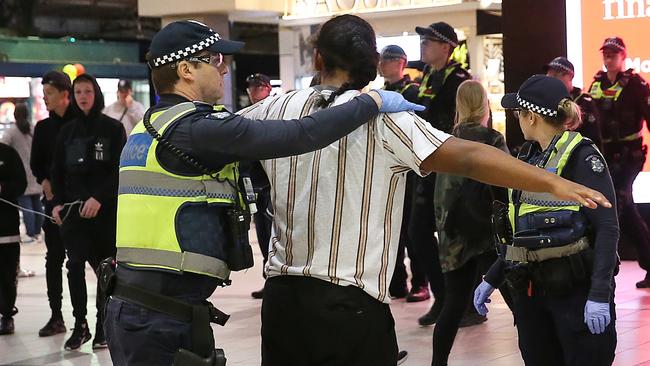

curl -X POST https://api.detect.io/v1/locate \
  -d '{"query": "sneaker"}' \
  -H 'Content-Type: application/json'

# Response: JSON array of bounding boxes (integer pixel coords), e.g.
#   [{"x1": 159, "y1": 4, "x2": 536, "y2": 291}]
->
[
  {"x1": 418, "y1": 301, "x2": 443, "y2": 326},
  {"x1": 397, "y1": 350, "x2": 408, "y2": 365},
  {"x1": 64, "y1": 321, "x2": 91, "y2": 351},
  {"x1": 39, "y1": 317, "x2": 66, "y2": 337},
  {"x1": 405, "y1": 286, "x2": 430, "y2": 303},
  {"x1": 92, "y1": 326, "x2": 107, "y2": 350},
  {"x1": 251, "y1": 289, "x2": 264, "y2": 299},
  {"x1": 0, "y1": 317, "x2": 14, "y2": 335},
  {"x1": 17, "y1": 268, "x2": 36, "y2": 278},
  {"x1": 458, "y1": 312, "x2": 488, "y2": 328},
  {"x1": 20, "y1": 236, "x2": 35, "y2": 244},
  {"x1": 636, "y1": 276, "x2": 650, "y2": 288},
  {"x1": 389, "y1": 287, "x2": 408, "y2": 299}
]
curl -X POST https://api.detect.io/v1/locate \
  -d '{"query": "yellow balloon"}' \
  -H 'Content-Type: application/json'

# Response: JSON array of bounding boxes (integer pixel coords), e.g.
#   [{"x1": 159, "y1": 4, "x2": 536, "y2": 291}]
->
[{"x1": 62, "y1": 64, "x2": 77, "y2": 81}]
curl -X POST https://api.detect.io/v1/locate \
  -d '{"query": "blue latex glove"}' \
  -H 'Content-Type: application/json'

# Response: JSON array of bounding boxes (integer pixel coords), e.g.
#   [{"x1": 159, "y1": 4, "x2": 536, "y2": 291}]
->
[
  {"x1": 373, "y1": 89, "x2": 426, "y2": 113},
  {"x1": 473, "y1": 280, "x2": 496, "y2": 316},
  {"x1": 584, "y1": 300, "x2": 611, "y2": 335}
]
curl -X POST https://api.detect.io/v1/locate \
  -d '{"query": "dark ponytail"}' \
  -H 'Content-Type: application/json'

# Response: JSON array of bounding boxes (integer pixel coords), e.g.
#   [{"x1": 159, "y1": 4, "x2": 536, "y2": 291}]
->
[
  {"x1": 313, "y1": 15, "x2": 379, "y2": 107},
  {"x1": 13, "y1": 102, "x2": 31, "y2": 135}
]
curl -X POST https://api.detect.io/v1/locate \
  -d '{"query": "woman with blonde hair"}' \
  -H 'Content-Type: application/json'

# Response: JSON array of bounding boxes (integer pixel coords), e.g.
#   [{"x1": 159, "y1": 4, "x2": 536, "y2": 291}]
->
[
  {"x1": 474, "y1": 75, "x2": 618, "y2": 365},
  {"x1": 431, "y1": 79, "x2": 509, "y2": 366}
]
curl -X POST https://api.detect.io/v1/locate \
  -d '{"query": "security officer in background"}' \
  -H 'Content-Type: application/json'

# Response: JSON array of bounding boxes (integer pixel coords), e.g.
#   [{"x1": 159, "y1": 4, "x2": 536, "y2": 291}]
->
[
  {"x1": 544, "y1": 57, "x2": 603, "y2": 150},
  {"x1": 379, "y1": 45, "x2": 430, "y2": 302},
  {"x1": 588, "y1": 36, "x2": 650, "y2": 288},
  {"x1": 102, "y1": 19, "x2": 422, "y2": 366},
  {"x1": 412, "y1": 21, "x2": 472, "y2": 325}
]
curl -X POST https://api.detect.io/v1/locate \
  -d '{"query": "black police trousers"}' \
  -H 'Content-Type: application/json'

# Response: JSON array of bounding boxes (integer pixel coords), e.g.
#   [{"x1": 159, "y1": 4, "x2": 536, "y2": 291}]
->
[
  {"x1": 0, "y1": 242, "x2": 19, "y2": 318},
  {"x1": 512, "y1": 282, "x2": 616, "y2": 366},
  {"x1": 43, "y1": 200, "x2": 67, "y2": 320}
]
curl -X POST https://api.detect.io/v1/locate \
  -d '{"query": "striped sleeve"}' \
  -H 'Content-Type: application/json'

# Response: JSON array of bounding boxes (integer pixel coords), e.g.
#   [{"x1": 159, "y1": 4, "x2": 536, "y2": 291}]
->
[{"x1": 377, "y1": 111, "x2": 451, "y2": 176}]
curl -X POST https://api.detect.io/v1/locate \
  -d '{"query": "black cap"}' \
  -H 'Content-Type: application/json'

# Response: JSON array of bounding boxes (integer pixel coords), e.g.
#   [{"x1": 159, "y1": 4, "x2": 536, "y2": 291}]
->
[
  {"x1": 600, "y1": 37, "x2": 626, "y2": 53},
  {"x1": 542, "y1": 57, "x2": 575, "y2": 75},
  {"x1": 117, "y1": 79, "x2": 132, "y2": 91},
  {"x1": 42, "y1": 71, "x2": 72, "y2": 92},
  {"x1": 415, "y1": 22, "x2": 458, "y2": 47},
  {"x1": 246, "y1": 73, "x2": 271, "y2": 87},
  {"x1": 501, "y1": 75, "x2": 570, "y2": 118},
  {"x1": 148, "y1": 20, "x2": 245, "y2": 68},
  {"x1": 380, "y1": 45, "x2": 407, "y2": 61}
]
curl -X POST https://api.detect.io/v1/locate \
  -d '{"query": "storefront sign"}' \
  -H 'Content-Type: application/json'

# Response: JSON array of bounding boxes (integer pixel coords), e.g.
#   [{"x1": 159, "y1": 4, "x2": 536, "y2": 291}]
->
[{"x1": 284, "y1": 0, "x2": 463, "y2": 19}]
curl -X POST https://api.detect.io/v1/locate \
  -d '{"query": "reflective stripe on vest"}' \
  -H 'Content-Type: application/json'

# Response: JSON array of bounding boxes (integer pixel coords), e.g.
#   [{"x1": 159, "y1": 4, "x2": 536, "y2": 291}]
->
[
  {"x1": 589, "y1": 81, "x2": 623, "y2": 101},
  {"x1": 116, "y1": 102, "x2": 241, "y2": 280},
  {"x1": 417, "y1": 65, "x2": 456, "y2": 99},
  {"x1": 508, "y1": 131, "x2": 585, "y2": 233}
]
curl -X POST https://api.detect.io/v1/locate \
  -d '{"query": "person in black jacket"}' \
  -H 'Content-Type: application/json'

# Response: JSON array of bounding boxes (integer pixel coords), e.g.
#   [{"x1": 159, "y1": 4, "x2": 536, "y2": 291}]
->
[
  {"x1": 51, "y1": 73, "x2": 126, "y2": 351},
  {"x1": 30, "y1": 71, "x2": 76, "y2": 337},
  {"x1": 0, "y1": 142, "x2": 27, "y2": 335}
]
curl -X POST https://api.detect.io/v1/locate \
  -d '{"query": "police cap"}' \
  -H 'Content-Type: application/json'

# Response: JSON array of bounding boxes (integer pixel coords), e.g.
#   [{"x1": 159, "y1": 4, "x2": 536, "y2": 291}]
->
[
  {"x1": 415, "y1": 22, "x2": 458, "y2": 47},
  {"x1": 600, "y1": 37, "x2": 626, "y2": 53},
  {"x1": 148, "y1": 20, "x2": 245, "y2": 68},
  {"x1": 542, "y1": 57, "x2": 575, "y2": 76},
  {"x1": 246, "y1": 73, "x2": 271, "y2": 88},
  {"x1": 42, "y1": 71, "x2": 72, "y2": 92},
  {"x1": 501, "y1": 75, "x2": 570, "y2": 118},
  {"x1": 380, "y1": 45, "x2": 407, "y2": 61}
]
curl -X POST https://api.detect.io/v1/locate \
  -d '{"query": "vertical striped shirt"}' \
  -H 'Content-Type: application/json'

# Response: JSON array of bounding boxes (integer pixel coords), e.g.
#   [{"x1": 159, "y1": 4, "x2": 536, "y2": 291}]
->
[{"x1": 239, "y1": 87, "x2": 451, "y2": 303}]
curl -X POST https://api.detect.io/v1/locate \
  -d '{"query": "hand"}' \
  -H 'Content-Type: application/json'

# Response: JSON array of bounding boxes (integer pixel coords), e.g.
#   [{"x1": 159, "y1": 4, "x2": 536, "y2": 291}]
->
[
  {"x1": 584, "y1": 300, "x2": 611, "y2": 334},
  {"x1": 124, "y1": 94, "x2": 134, "y2": 109},
  {"x1": 42, "y1": 179, "x2": 54, "y2": 201},
  {"x1": 80, "y1": 197, "x2": 101, "y2": 218},
  {"x1": 474, "y1": 280, "x2": 495, "y2": 316},
  {"x1": 550, "y1": 176, "x2": 612, "y2": 209},
  {"x1": 370, "y1": 89, "x2": 425, "y2": 113},
  {"x1": 52, "y1": 205, "x2": 63, "y2": 225}
]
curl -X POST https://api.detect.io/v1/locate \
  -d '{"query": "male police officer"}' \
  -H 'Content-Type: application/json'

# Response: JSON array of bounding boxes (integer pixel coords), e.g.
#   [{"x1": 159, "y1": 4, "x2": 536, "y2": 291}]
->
[
  {"x1": 588, "y1": 37, "x2": 650, "y2": 288},
  {"x1": 544, "y1": 57, "x2": 603, "y2": 150},
  {"x1": 378, "y1": 45, "x2": 419, "y2": 103},
  {"x1": 412, "y1": 21, "x2": 472, "y2": 325},
  {"x1": 102, "y1": 19, "x2": 423, "y2": 365}
]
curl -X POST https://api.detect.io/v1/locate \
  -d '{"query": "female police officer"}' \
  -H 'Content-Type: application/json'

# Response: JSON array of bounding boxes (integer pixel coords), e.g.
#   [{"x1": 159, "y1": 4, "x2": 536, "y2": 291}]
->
[{"x1": 474, "y1": 75, "x2": 618, "y2": 366}]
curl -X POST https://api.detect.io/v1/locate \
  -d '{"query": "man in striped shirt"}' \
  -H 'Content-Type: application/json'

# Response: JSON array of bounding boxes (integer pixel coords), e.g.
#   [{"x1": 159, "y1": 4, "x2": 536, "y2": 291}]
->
[{"x1": 240, "y1": 15, "x2": 612, "y2": 366}]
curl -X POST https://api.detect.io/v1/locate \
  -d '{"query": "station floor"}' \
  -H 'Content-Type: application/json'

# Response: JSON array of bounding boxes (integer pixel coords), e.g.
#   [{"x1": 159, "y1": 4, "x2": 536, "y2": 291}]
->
[{"x1": 2, "y1": 233, "x2": 650, "y2": 366}]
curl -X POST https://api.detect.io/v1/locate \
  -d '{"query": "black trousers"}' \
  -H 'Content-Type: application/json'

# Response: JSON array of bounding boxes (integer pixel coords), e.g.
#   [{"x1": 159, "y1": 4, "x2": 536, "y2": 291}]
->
[
  {"x1": 59, "y1": 206, "x2": 116, "y2": 324},
  {"x1": 390, "y1": 172, "x2": 428, "y2": 295},
  {"x1": 43, "y1": 200, "x2": 67, "y2": 319},
  {"x1": 604, "y1": 141, "x2": 650, "y2": 272},
  {"x1": 254, "y1": 187, "x2": 273, "y2": 274},
  {"x1": 512, "y1": 282, "x2": 616, "y2": 366},
  {"x1": 262, "y1": 276, "x2": 398, "y2": 366},
  {"x1": 408, "y1": 174, "x2": 445, "y2": 301},
  {"x1": 0, "y1": 243, "x2": 20, "y2": 318}
]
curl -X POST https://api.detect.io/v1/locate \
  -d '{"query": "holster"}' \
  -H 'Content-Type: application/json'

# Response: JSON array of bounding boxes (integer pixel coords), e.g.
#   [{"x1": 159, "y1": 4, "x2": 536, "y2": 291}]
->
[{"x1": 173, "y1": 348, "x2": 226, "y2": 366}]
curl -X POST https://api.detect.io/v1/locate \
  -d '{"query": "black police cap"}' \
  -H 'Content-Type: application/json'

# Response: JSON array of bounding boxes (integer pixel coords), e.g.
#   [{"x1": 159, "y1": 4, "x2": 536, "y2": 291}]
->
[
  {"x1": 415, "y1": 22, "x2": 458, "y2": 47},
  {"x1": 501, "y1": 75, "x2": 570, "y2": 118},
  {"x1": 148, "y1": 20, "x2": 245, "y2": 68},
  {"x1": 542, "y1": 57, "x2": 575, "y2": 75},
  {"x1": 600, "y1": 37, "x2": 626, "y2": 53},
  {"x1": 380, "y1": 45, "x2": 407, "y2": 61},
  {"x1": 246, "y1": 73, "x2": 271, "y2": 87},
  {"x1": 42, "y1": 71, "x2": 72, "y2": 92}
]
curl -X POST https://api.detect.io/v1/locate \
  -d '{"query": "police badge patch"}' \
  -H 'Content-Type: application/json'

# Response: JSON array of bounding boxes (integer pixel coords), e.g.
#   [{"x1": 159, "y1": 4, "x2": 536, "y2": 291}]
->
[
  {"x1": 211, "y1": 111, "x2": 231, "y2": 119},
  {"x1": 585, "y1": 154, "x2": 605, "y2": 174}
]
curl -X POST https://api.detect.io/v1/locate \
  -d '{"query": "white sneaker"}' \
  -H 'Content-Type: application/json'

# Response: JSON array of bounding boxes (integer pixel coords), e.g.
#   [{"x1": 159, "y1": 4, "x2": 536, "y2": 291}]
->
[{"x1": 18, "y1": 268, "x2": 36, "y2": 278}]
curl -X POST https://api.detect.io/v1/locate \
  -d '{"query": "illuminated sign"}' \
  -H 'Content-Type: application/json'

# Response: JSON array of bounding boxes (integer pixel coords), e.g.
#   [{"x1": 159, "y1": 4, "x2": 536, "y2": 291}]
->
[{"x1": 284, "y1": 0, "x2": 463, "y2": 19}]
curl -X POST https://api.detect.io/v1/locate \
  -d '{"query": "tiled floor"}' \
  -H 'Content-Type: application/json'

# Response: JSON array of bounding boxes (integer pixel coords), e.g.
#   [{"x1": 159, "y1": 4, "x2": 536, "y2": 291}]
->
[{"x1": 3, "y1": 235, "x2": 650, "y2": 365}]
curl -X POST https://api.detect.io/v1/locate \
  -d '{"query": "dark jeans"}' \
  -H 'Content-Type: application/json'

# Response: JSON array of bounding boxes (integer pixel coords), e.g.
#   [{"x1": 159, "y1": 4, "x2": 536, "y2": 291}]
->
[
  {"x1": 390, "y1": 172, "x2": 427, "y2": 295},
  {"x1": 105, "y1": 297, "x2": 197, "y2": 366},
  {"x1": 512, "y1": 282, "x2": 616, "y2": 366},
  {"x1": 408, "y1": 174, "x2": 445, "y2": 301},
  {"x1": 59, "y1": 205, "x2": 116, "y2": 324},
  {"x1": 262, "y1": 276, "x2": 398, "y2": 366},
  {"x1": 18, "y1": 194, "x2": 44, "y2": 237},
  {"x1": 0, "y1": 243, "x2": 20, "y2": 318},
  {"x1": 254, "y1": 187, "x2": 273, "y2": 274},
  {"x1": 43, "y1": 200, "x2": 66, "y2": 319},
  {"x1": 432, "y1": 252, "x2": 495, "y2": 366}
]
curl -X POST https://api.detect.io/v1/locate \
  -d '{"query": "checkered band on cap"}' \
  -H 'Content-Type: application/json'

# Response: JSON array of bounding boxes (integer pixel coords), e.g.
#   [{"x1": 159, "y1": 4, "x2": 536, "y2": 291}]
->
[
  {"x1": 428, "y1": 27, "x2": 458, "y2": 47},
  {"x1": 602, "y1": 39, "x2": 625, "y2": 52},
  {"x1": 516, "y1": 94, "x2": 558, "y2": 117},
  {"x1": 549, "y1": 61, "x2": 573, "y2": 75},
  {"x1": 151, "y1": 33, "x2": 221, "y2": 67}
]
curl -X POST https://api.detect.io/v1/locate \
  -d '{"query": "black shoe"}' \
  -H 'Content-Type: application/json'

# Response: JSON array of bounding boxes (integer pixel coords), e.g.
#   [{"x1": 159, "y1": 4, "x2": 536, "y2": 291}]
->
[
  {"x1": 251, "y1": 288, "x2": 264, "y2": 299},
  {"x1": 64, "y1": 321, "x2": 91, "y2": 351},
  {"x1": 92, "y1": 326, "x2": 107, "y2": 350},
  {"x1": 406, "y1": 286, "x2": 430, "y2": 303},
  {"x1": 458, "y1": 312, "x2": 488, "y2": 328},
  {"x1": 397, "y1": 350, "x2": 408, "y2": 365},
  {"x1": 389, "y1": 287, "x2": 408, "y2": 299},
  {"x1": 0, "y1": 317, "x2": 14, "y2": 335},
  {"x1": 636, "y1": 276, "x2": 650, "y2": 288},
  {"x1": 39, "y1": 317, "x2": 66, "y2": 337},
  {"x1": 418, "y1": 301, "x2": 443, "y2": 326}
]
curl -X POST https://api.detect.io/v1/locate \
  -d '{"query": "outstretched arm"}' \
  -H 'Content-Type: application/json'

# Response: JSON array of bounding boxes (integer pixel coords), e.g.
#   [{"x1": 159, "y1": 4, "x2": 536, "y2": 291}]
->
[{"x1": 422, "y1": 137, "x2": 611, "y2": 209}]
